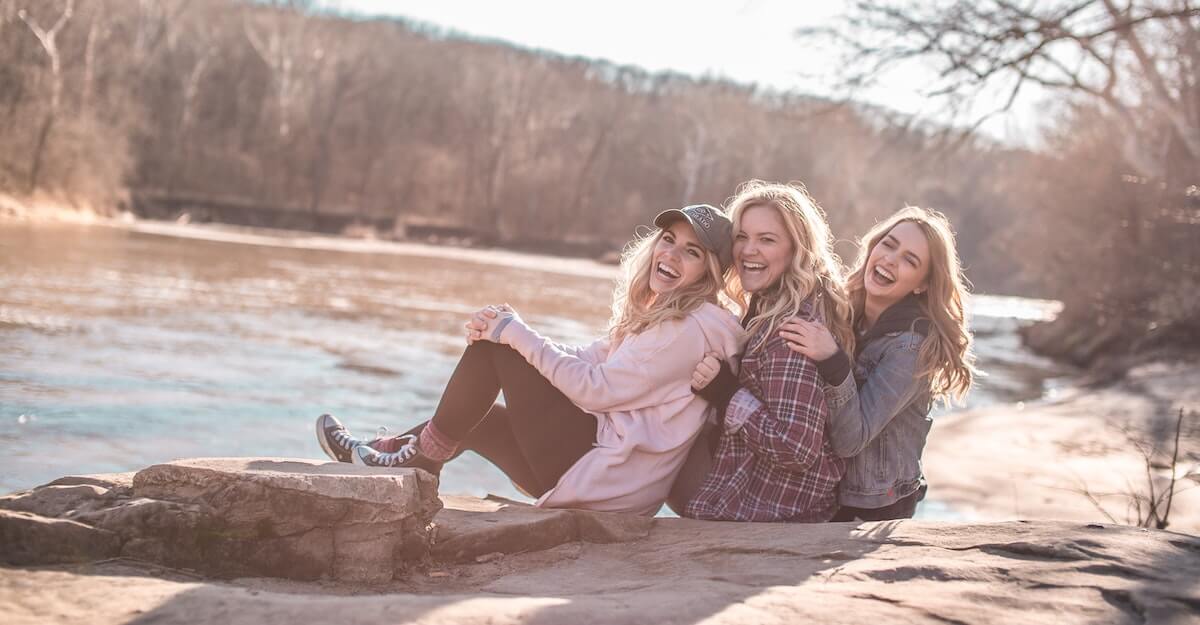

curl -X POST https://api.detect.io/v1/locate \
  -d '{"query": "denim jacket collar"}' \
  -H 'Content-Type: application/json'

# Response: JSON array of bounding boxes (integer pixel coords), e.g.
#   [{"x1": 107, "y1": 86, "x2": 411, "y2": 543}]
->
[{"x1": 857, "y1": 294, "x2": 930, "y2": 356}]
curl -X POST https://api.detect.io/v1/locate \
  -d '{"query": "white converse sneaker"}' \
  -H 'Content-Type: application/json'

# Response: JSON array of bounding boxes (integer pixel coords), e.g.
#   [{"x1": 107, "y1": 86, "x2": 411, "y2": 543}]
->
[
  {"x1": 316, "y1": 413, "x2": 366, "y2": 463},
  {"x1": 351, "y1": 435, "x2": 443, "y2": 475}
]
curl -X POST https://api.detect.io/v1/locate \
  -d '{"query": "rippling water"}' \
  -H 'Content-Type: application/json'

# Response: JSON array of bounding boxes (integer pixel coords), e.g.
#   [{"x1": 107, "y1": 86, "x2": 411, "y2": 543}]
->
[{"x1": 0, "y1": 222, "x2": 1066, "y2": 515}]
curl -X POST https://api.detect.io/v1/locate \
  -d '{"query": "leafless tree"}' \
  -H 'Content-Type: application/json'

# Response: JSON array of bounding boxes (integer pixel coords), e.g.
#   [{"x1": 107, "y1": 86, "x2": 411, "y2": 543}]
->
[
  {"x1": 805, "y1": 0, "x2": 1200, "y2": 179},
  {"x1": 243, "y1": 0, "x2": 313, "y2": 140},
  {"x1": 0, "y1": 0, "x2": 1118, "y2": 311},
  {"x1": 17, "y1": 0, "x2": 74, "y2": 192}
]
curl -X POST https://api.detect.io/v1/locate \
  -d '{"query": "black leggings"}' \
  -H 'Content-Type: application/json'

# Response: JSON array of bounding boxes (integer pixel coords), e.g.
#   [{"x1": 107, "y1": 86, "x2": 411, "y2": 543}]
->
[
  {"x1": 405, "y1": 341, "x2": 597, "y2": 498},
  {"x1": 831, "y1": 483, "x2": 927, "y2": 522}
]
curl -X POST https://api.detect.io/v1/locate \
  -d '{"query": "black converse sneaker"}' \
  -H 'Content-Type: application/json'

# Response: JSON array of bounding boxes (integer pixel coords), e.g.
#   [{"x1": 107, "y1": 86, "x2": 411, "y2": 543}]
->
[
  {"x1": 351, "y1": 436, "x2": 443, "y2": 475},
  {"x1": 316, "y1": 413, "x2": 366, "y2": 463}
]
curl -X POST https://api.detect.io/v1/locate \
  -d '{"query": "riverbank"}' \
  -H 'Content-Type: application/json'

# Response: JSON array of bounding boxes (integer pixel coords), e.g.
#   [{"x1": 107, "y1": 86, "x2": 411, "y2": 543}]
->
[
  {"x1": 0, "y1": 192, "x2": 125, "y2": 224},
  {"x1": 4, "y1": 454, "x2": 1200, "y2": 625},
  {"x1": 2, "y1": 213, "x2": 1193, "y2": 526},
  {"x1": 3, "y1": 213, "x2": 1198, "y2": 623},
  {"x1": 5, "y1": 517, "x2": 1197, "y2": 625},
  {"x1": 926, "y1": 358, "x2": 1199, "y2": 532}
]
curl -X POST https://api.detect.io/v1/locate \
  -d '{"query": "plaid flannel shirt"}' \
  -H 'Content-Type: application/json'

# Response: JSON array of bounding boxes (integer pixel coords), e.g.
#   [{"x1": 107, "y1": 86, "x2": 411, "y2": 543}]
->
[{"x1": 685, "y1": 323, "x2": 846, "y2": 522}]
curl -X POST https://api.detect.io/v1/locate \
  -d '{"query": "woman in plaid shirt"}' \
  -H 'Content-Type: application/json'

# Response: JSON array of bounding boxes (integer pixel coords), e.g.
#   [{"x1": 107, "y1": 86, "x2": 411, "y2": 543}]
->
[{"x1": 679, "y1": 181, "x2": 856, "y2": 522}]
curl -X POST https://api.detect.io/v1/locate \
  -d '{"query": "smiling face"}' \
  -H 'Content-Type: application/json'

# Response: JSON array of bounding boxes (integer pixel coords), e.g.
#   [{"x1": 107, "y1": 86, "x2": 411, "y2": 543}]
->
[
  {"x1": 733, "y1": 204, "x2": 795, "y2": 293},
  {"x1": 648, "y1": 221, "x2": 710, "y2": 295},
  {"x1": 864, "y1": 221, "x2": 931, "y2": 305}
]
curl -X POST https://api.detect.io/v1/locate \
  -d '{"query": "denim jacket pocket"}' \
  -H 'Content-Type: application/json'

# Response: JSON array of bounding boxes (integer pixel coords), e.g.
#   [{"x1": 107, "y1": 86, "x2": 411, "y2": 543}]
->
[{"x1": 871, "y1": 433, "x2": 891, "y2": 481}]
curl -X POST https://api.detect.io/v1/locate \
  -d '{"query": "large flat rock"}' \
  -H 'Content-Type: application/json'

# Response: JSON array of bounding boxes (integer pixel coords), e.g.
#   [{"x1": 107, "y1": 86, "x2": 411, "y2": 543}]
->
[
  {"x1": 133, "y1": 458, "x2": 442, "y2": 534},
  {"x1": 433, "y1": 496, "x2": 653, "y2": 563},
  {"x1": 0, "y1": 509, "x2": 121, "y2": 565},
  {"x1": 7, "y1": 458, "x2": 1199, "y2": 624},
  {"x1": 1, "y1": 458, "x2": 443, "y2": 583},
  {"x1": 3, "y1": 518, "x2": 1197, "y2": 625}
]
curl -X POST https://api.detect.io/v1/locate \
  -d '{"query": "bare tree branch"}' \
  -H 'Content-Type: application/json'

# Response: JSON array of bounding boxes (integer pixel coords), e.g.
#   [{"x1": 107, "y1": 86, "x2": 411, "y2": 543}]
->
[{"x1": 803, "y1": 0, "x2": 1200, "y2": 177}]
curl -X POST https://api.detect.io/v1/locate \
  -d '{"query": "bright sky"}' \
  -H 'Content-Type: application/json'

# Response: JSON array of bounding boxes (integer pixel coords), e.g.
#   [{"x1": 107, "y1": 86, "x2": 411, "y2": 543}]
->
[{"x1": 322, "y1": 0, "x2": 1041, "y2": 143}]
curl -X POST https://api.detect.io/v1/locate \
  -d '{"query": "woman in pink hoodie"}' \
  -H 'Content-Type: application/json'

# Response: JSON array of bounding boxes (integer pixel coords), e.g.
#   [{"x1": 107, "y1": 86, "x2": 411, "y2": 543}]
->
[{"x1": 316, "y1": 204, "x2": 746, "y2": 516}]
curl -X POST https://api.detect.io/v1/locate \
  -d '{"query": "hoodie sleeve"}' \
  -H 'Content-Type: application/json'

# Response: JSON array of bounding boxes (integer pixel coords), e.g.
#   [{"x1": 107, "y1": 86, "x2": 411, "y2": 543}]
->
[
  {"x1": 547, "y1": 337, "x2": 610, "y2": 365},
  {"x1": 501, "y1": 315, "x2": 708, "y2": 414}
]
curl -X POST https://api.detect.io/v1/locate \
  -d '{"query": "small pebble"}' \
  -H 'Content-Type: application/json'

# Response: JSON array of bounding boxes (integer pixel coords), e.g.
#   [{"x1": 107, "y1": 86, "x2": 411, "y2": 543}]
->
[{"x1": 475, "y1": 552, "x2": 505, "y2": 563}]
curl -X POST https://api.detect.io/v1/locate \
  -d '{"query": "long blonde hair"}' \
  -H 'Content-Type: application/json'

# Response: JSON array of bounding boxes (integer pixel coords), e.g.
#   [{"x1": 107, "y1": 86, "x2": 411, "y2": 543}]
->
[
  {"x1": 847, "y1": 206, "x2": 976, "y2": 403},
  {"x1": 608, "y1": 222, "x2": 731, "y2": 344},
  {"x1": 726, "y1": 180, "x2": 854, "y2": 354}
]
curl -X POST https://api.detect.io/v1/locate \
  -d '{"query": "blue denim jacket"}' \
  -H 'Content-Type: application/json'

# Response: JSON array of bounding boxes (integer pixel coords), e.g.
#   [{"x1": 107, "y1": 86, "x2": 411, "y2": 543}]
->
[{"x1": 826, "y1": 330, "x2": 932, "y2": 509}]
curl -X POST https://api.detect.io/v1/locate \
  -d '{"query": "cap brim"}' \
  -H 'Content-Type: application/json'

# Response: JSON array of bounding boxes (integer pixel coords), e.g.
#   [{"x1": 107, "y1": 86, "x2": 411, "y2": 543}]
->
[{"x1": 653, "y1": 209, "x2": 688, "y2": 229}]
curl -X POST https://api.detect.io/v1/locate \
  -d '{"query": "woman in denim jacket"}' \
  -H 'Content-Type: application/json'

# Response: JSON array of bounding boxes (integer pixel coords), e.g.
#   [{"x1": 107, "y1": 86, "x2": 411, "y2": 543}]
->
[{"x1": 778, "y1": 206, "x2": 976, "y2": 521}]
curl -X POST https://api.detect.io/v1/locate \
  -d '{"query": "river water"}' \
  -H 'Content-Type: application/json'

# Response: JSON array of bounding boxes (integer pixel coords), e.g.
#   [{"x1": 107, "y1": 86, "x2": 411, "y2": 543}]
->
[{"x1": 0, "y1": 221, "x2": 1066, "y2": 516}]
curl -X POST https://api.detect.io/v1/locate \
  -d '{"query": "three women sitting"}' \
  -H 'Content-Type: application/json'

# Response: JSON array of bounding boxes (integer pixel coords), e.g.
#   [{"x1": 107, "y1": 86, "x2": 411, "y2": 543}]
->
[{"x1": 317, "y1": 180, "x2": 975, "y2": 522}]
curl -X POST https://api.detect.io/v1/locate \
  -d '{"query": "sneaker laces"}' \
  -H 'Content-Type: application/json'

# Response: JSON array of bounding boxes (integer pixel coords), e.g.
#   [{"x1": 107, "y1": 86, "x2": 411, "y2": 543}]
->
[
  {"x1": 393, "y1": 436, "x2": 420, "y2": 464},
  {"x1": 331, "y1": 428, "x2": 358, "y2": 450},
  {"x1": 368, "y1": 434, "x2": 420, "y2": 467}
]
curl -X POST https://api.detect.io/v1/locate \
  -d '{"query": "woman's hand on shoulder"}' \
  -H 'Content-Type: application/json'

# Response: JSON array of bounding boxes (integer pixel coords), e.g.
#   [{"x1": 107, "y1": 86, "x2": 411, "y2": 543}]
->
[
  {"x1": 691, "y1": 351, "x2": 721, "y2": 390},
  {"x1": 779, "y1": 317, "x2": 838, "y2": 361}
]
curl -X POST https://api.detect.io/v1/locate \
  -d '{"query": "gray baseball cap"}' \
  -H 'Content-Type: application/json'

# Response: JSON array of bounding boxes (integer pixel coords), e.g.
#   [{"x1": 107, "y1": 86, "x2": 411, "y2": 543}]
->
[{"x1": 653, "y1": 204, "x2": 734, "y2": 273}]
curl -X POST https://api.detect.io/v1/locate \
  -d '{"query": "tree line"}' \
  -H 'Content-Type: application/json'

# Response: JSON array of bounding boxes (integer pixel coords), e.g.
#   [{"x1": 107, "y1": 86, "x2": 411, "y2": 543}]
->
[{"x1": 2, "y1": 0, "x2": 1197, "y2": 363}]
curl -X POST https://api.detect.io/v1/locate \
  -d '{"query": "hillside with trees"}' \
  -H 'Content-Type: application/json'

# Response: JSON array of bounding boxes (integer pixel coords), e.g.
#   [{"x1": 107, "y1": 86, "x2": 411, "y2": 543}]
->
[{"x1": 2, "y1": 0, "x2": 1196, "y2": 365}]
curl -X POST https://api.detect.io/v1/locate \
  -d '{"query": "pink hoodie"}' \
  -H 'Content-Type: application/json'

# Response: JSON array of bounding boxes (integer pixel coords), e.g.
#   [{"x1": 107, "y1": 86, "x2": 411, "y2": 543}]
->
[{"x1": 501, "y1": 302, "x2": 746, "y2": 516}]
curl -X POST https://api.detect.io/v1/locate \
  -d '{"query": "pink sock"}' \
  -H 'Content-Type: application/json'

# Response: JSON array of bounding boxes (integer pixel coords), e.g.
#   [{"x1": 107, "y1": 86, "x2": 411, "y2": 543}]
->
[
  {"x1": 417, "y1": 422, "x2": 459, "y2": 461},
  {"x1": 372, "y1": 435, "x2": 407, "y2": 453}
]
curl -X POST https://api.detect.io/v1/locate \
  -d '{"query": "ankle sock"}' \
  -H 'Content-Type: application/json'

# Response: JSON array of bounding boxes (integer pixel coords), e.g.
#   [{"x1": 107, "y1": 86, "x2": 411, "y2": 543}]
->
[
  {"x1": 417, "y1": 422, "x2": 459, "y2": 461},
  {"x1": 372, "y1": 435, "x2": 407, "y2": 453}
]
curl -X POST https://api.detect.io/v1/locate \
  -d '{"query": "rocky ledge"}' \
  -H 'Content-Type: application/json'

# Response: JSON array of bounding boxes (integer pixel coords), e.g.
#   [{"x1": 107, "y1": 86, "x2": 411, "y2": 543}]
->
[
  {"x1": 0, "y1": 458, "x2": 444, "y2": 582},
  {"x1": 3, "y1": 458, "x2": 1200, "y2": 624}
]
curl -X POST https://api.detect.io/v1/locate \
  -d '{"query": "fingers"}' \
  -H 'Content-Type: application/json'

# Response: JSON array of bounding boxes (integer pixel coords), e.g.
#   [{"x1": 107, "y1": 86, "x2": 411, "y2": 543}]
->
[
  {"x1": 780, "y1": 329, "x2": 815, "y2": 357},
  {"x1": 780, "y1": 318, "x2": 817, "y2": 332},
  {"x1": 691, "y1": 353, "x2": 723, "y2": 390},
  {"x1": 783, "y1": 339, "x2": 810, "y2": 356},
  {"x1": 465, "y1": 322, "x2": 484, "y2": 344},
  {"x1": 778, "y1": 328, "x2": 806, "y2": 347}
]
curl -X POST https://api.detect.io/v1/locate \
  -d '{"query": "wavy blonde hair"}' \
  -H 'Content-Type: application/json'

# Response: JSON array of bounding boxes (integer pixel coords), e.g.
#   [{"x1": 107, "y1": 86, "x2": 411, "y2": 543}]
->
[
  {"x1": 726, "y1": 180, "x2": 854, "y2": 354},
  {"x1": 847, "y1": 206, "x2": 976, "y2": 403},
  {"x1": 608, "y1": 221, "x2": 732, "y2": 344}
]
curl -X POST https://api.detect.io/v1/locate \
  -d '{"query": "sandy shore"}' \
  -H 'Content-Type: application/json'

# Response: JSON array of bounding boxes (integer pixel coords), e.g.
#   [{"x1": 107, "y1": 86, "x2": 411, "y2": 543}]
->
[
  {"x1": 0, "y1": 192, "x2": 121, "y2": 224},
  {"x1": 926, "y1": 358, "x2": 1200, "y2": 533},
  {"x1": 5, "y1": 516, "x2": 1199, "y2": 625}
]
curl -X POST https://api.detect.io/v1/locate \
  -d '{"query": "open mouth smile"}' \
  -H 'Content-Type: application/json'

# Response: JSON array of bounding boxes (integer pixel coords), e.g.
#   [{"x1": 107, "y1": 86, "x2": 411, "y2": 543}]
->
[
  {"x1": 871, "y1": 265, "x2": 896, "y2": 286},
  {"x1": 656, "y1": 262, "x2": 681, "y2": 280},
  {"x1": 741, "y1": 261, "x2": 767, "y2": 275}
]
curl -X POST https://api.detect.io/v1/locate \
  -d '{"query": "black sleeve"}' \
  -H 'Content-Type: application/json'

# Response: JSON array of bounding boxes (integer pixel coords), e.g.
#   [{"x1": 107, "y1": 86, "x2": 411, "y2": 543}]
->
[
  {"x1": 693, "y1": 360, "x2": 741, "y2": 408},
  {"x1": 816, "y1": 348, "x2": 852, "y2": 386}
]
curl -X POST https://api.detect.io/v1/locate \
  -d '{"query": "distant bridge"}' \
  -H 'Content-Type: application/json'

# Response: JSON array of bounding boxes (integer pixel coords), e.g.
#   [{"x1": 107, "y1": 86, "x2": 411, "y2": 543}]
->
[{"x1": 130, "y1": 190, "x2": 399, "y2": 236}]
